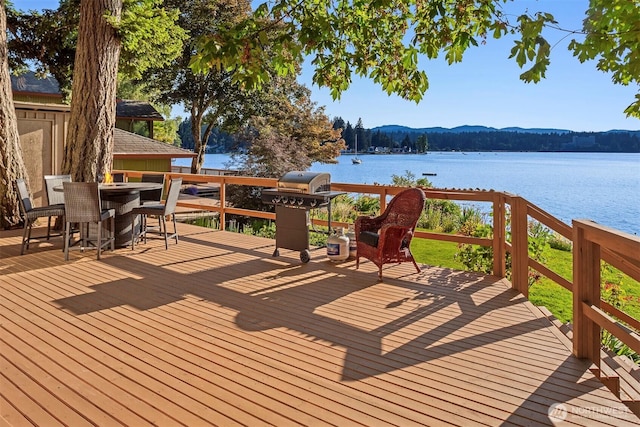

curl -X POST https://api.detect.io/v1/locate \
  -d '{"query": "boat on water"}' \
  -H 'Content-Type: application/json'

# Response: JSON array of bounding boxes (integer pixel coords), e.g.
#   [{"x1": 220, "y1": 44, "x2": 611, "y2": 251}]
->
[{"x1": 352, "y1": 135, "x2": 362, "y2": 164}]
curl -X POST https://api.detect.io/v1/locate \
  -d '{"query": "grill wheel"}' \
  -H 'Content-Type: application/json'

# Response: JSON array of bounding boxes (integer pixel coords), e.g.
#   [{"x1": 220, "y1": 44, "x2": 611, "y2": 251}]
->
[{"x1": 300, "y1": 249, "x2": 311, "y2": 263}]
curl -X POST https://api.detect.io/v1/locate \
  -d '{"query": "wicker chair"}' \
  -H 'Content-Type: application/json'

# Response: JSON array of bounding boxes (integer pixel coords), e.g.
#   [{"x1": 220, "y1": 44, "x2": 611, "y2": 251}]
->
[
  {"x1": 15, "y1": 178, "x2": 66, "y2": 255},
  {"x1": 131, "y1": 177, "x2": 182, "y2": 250},
  {"x1": 355, "y1": 187, "x2": 426, "y2": 279},
  {"x1": 140, "y1": 173, "x2": 165, "y2": 205},
  {"x1": 62, "y1": 182, "x2": 115, "y2": 261},
  {"x1": 44, "y1": 174, "x2": 71, "y2": 207}
]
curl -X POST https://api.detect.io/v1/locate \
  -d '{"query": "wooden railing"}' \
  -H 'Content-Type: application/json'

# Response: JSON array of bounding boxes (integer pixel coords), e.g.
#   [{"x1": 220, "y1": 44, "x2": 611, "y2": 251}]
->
[
  {"x1": 115, "y1": 170, "x2": 640, "y2": 372},
  {"x1": 170, "y1": 165, "x2": 239, "y2": 176},
  {"x1": 573, "y1": 220, "x2": 640, "y2": 363}
]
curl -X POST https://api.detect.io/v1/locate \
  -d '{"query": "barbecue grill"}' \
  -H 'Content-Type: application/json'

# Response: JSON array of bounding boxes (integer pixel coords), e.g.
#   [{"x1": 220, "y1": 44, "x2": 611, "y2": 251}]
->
[{"x1": 261, "y1": 171, "x2": 344, "y2": 262}]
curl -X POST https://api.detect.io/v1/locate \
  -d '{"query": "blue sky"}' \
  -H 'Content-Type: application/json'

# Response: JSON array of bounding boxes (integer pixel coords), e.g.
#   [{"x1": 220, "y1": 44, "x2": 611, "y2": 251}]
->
[{"x1": 11, "y1": 0, "x2": 640, "y2": 132}]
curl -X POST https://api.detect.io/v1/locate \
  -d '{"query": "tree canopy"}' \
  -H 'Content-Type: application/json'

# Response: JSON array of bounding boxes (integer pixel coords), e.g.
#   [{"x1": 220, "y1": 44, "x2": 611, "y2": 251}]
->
[
  {"x1": 191, "y1": 0, "x2": 640, "y2": 117},
  {"x1": 232, "y1": 76, "x2": 344, "y2": 176},
  {"x1": 226, "y1": 74, "x2": 343, "y2": 210},
  {"x1": 6, "y1": 0, "x2": 78, "y2": 97},
  {"x1": 569, "y1": 0, "x2": 640, "y2": 117},
  {"x1": 141, "y1": 0, "x2": 255, "y2": 174},
  {"x1": 6, "y1": 0, "x2": 186, "y2": 99}
]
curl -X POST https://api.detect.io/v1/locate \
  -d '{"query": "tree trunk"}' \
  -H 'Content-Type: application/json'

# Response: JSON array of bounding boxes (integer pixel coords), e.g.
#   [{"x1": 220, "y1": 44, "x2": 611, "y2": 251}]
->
[
  {"x1": 190, "y1": 105, "x2": 206, "y2": 174},
  {"x1": 0, "y1": 2, "x2": 29, "y2": 229},
  {"x1": 62, "y1": 0, "x2": 122, "y2": 182},
  {"x1": 190, "y1": 100, "x2": 223, "y2": 175}
]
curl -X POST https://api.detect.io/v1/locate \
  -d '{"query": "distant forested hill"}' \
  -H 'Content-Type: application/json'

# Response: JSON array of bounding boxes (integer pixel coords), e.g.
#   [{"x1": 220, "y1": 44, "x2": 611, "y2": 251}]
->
[
  {"x1": 361, "y1": 125, "x2": 640, "y2": 153},
  {"x1": 178, "y1": 116, "x2": 640, "y2": 154}
]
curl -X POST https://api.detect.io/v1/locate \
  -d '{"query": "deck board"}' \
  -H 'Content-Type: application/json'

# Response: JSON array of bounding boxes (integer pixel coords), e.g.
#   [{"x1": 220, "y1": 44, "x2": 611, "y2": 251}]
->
[{"x1": 1, "y1": 224, "x2": 639, "y2": 426}]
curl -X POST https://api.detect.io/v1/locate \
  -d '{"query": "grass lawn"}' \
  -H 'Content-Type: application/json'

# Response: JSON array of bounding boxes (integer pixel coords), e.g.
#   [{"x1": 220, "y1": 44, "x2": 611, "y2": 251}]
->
[
  {"x1": 411, "y1": 238, "x2": 466, "y2": 270},
  {"x1": 411, "y1": 239, "x2": 640, "y2": 325}
]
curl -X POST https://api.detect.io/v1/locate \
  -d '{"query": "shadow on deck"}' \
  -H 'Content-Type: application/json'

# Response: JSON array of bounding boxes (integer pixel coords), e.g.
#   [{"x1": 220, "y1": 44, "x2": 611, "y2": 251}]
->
[{"x1": 1, "y1": 223, "x2": 638, "y2": 426}]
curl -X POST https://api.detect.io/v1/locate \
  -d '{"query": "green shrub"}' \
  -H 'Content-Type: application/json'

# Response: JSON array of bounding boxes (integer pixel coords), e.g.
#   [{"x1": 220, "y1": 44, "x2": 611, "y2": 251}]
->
[
  {"x1": 418, "y1": 199, "x2": 466, "y2": 232},
  {"x1": 454, "y1": 223, "x2": 498, "y2": 275},
  {"x1": 331, "y1": 196, "x2": 359, "y2": 222},
  {"x1": 242, "y1": 220, "x2": 276, "y2": 238},
  {"x1": 440, "y1": 215, "x2": 459, "y2": 233},
  {"x1": 601, "y1": 271, "x2": 640, "y2": 363},
  {"x1": 549, "y1": 234, "x2": 572, "y2": 251},
  {"x1": 602, "y1": 331, "x2": 640, "y2": 363},
  {"x1": 420, "y1": 206, "x2": 442, "y2": 230},
  {"x1": 310, "y1": 230, "x2": 329, "y2": 247},
  {"x1": 354, "y1": 195, "x2": 380, "y2": 216},
  {"x1": 391, "y1": 170, "x2": 432, "y2": 188},
  {"x1": 455, "y1": 217, "x2": 551, "y2": 287},
  {"x1": 186, "y1": 215, "x2": 219, "y2": 229}
]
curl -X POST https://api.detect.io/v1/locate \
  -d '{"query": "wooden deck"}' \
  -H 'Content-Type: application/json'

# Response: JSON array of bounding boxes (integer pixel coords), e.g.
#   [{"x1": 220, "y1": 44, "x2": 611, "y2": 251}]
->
[{"x1": 1, "y1": 223, "x2": 639, "y2": 426}]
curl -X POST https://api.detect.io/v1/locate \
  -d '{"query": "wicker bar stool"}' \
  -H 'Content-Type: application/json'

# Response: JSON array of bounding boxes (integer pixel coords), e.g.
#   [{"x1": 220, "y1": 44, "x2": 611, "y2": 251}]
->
[
  {"x1": 140, "y1": 173, "x2": 165, "y2": 205},
  {"x1": 131, "y1": 178, "x2": 182, "y2": 250},
  {"x1": 15, "y1": 178, "x2": 66, "y2": 254},
  {"x1": 62, "y1": 182, "x2": 116, "y2": 260},
  {"x1": 44, "y1": 174, "x2": 72, "y2": 208}
]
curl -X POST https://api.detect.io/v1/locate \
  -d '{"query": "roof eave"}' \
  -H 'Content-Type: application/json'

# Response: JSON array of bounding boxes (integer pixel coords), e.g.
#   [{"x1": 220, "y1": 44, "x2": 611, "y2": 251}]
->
[
  {"x1": 113, "y1": 153, "x2": 197, "y2": 159},
  {"x1": 116, "y1": 116, "x2": 165, "y2": 122},
  {"x1": 13, "y1": 91, "x2": 63, "y2": 98}
]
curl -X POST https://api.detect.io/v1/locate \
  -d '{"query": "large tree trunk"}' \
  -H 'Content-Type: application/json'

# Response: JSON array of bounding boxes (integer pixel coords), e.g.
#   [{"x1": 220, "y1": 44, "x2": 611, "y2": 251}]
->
[
  {"x1": 62, "y1": 0, "x2": 122, "y2": 182},
  {"x1": 0, "y1": 2, "x2": 29, "y2": 229}
]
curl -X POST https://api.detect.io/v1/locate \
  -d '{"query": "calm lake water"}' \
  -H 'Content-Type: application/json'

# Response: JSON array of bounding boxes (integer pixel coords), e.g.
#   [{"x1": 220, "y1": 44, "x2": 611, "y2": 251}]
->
[{"x1": 174, "y1": 152, "x2": 640, "y2": 235}]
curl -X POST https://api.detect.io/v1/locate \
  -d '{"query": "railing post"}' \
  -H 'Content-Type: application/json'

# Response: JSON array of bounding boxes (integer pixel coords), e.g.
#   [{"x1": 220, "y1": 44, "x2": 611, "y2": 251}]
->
[
  {"x1": 492, "y1": 192, "x2": 506, "y2": 278},
  {"x1": 380, "y1": 189, "x2": 388, "y2": 213},
  {"x1": 511, "y1": 196, "x2": 529, "y2": 297},
  {"x1": 162, "y1": 172, "x2": 168, "y2": 196},
  {"x1": 219, "y1": 178, "x2": 226, "y2": 231},
  {"x1": 572, "y1": 220, "x2": 601, "y2": 364}
]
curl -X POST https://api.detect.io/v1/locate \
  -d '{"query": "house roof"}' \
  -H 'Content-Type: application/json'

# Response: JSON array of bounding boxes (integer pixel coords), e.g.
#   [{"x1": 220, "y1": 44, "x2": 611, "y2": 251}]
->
[
  {"x1": 11, "y1": 71, "x2": 164, "y2": 121},
  {"x1": 116, "y1": 100, "x2": 164, "y2": 121},
  {"x1": 113, "y1": 128, "x2": 195, "y2": 159},
  {"x1": 10, "y1": 72, "x2": 61, "y2": 97}
]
